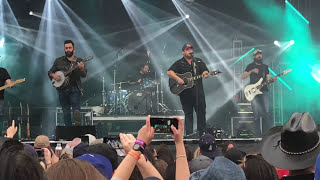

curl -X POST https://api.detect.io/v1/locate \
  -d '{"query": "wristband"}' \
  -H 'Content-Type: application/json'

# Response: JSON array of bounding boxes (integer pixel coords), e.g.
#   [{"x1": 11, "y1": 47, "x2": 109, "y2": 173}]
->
[
  {"x1": 136, "y1": 139, "x2": 146, "y2": 148},
  {"x1": 176, "y1": 155, "x2": 187, "y2": 160},
  {"x1": 128, "y1": 150, "x2": 141, "y2": 161}
]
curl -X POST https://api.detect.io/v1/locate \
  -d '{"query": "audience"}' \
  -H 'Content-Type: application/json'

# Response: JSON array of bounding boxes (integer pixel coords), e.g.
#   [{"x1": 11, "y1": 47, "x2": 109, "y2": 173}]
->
[
  {"x1": 242, "y1": 153, "x2": 278, "y2": 180},
  {"x1": 198, "y1": 134, "x2": 218, "y2": 160},
  {"x1": 261, "y1": 112, "x2": 320, "y2": 180},
  {"x1": 3, "y1": 111, "x2": 320, "y2": 180},
  {"x1": 76, "y1": 153, "x2": 113, "y2": 179},
  {"x1": 153, "y1": 159, "x2": 168, "y2": 179},
  {"x1": 46, "y1": 158, "x2": 107, "y2": 180},
  {"x1": 221, "y1": 140, "x2": 235, "y2": 155},
  {"x1": 87, "y1": 143, "x2": 119, "y2": 171},
  {"x1": 224, "y1": 148, "x2": 245, "y2": 165},
  {"x1": 156, "y1": 144, "x2": 174, "y2": 166},
  {"x1": 199, "y1": 157, "x2": 246, "y2": 180}
]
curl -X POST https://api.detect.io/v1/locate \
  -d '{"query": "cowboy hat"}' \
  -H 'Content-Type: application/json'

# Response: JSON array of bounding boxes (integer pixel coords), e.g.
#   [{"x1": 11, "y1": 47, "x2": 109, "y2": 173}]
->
[{"x1": 261, "y1": 112, "x2": 320, "y2": 170}]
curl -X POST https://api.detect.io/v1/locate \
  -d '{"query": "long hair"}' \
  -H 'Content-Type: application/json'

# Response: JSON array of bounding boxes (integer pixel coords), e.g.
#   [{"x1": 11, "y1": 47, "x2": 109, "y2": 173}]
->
[
  {"x1": 0, "y1": 150, "x2": 47, "y2": 180},
  {"x1": 156, "y1": 144, "x2": 174, "y2": 166},
  {"x1": 46, "y1": 159, "x2": 107, "y2": 180},
  {"x1": 243, "y1": 154, "x2": 278, "y2": 180}
]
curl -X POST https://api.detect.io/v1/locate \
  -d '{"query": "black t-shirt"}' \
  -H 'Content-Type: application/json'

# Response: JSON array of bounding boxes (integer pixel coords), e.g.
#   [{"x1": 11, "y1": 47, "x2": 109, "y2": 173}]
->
[
  {"x1": 280, "y1": 173, "x2": 314, "y2": 180},
  {"x1": 0, "y1": 68, "x2": 11, "y2": 99},
  {"x1": 168, "y1": 57, "x2": 209, "y2": 95},
  {"x1": 127, "y1": 71, "x2": 152, "y2": 91},
  {"x1": 245, "y1": 62, "x2": 269, "y2": 92}
]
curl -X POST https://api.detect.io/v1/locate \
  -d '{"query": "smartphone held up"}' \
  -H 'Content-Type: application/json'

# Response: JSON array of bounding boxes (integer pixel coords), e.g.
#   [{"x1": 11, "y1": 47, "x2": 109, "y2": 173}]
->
[{"x1": 150, "y1": 117, "x2": 178, "y2": 133}]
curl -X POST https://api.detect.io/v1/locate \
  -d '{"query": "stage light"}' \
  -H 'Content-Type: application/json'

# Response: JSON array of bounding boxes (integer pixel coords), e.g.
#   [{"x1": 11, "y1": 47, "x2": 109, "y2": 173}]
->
[
  {"x1": 274, "y1": 40, "x2": 280, "y2": 47},
  {"x1": 29, "y1": 11, "x2": 33, "y2": 16},
  {"x1": 185, "y1": 14, "x2": 190, "y2": 19},
  {"x1": 0, "y1": 38, "x2": 5, "y2": 48},
  {"x1": 290, "y1": 40, "x2": 295, "y2": 45},
  {"x1": 311, "y1": 65, "x2": 320, "y2": 83}
]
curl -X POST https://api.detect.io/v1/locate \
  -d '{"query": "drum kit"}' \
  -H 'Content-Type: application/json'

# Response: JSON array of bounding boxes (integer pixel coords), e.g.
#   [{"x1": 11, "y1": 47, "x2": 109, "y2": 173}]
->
[{"x1": 101, "y1": 69, "x2": 169, "y2": 115}]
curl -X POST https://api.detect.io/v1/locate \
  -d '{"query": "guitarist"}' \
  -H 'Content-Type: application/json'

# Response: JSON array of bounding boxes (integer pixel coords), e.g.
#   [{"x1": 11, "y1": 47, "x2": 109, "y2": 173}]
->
[
  {"x1": 0, "y1": 68, "x2": 14, "y2": 133},
  {"x1": 241, "y1": 49, "x2": 277, "y2": 136},
  {"x1": 167, "y1": 43, "x2": 209, "y2": 136},
  {"x1": 48, "y1": 40, "x2": 87, "y2": 126}
]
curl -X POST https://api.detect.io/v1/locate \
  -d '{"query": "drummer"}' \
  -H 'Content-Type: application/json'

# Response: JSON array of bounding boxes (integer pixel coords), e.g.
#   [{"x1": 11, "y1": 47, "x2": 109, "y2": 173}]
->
[{"x1": 127, "y1": 63, "x2": 153, "y2": 90}]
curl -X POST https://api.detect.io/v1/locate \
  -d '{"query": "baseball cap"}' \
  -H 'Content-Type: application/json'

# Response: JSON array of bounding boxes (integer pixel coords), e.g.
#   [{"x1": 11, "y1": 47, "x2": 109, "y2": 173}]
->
[
  {"x1": 182, "y1": 43, "x2": 193, "y2": 51},
  {"x1": 253, "y1": 49, "x2": 262, "y2": 55},
  {"x1": 199, "y1": 134, "x2": 219, "y2": 160},
  {"x1": 77, "y1": 153, "x2": 113, "y2": 179},
  {"x1": 189, "y1": 155, "x2": 213, "y2": 173},
  {"x1": 34, "y1": 135, "x2": 50, "y2": 149}
]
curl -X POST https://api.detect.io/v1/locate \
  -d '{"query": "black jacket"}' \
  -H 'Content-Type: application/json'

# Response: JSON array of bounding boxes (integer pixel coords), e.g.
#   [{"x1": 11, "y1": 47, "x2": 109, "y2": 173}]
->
[{"x1": 48, "y1": 56, "x2": 87, "y2": 92}]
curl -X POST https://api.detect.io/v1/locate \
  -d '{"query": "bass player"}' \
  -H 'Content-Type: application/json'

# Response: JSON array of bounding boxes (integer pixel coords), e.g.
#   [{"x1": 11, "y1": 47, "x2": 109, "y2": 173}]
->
[
  {"x1": 48, "y1": 40, "x2": 87, "y2": 126},
  {"x1": 167, "y1": 43, "x2": 209, "y2": 136}
]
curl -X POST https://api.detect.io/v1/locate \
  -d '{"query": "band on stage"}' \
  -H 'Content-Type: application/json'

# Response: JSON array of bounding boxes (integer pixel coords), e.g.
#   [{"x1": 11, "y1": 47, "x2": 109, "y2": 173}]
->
[{"x1": 0, "y1": 40, "x2": 279, "y2": 138}]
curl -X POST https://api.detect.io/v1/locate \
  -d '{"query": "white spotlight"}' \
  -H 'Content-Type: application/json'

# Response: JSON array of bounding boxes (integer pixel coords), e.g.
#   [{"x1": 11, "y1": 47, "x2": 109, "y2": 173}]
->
[
  {"x1": 290, "y1": 40, "x2": 295, "y2": 45},
  {"x1": 185, "y1": 14, "x2": 190, "y2": 19},
  {"x1": 29, "y1": 11, "x2": 33, "y2": 16},
  {"x1": 0, "y1": 38, "x2": 5, "y2": 48},
  {"x1": 274, "y1": 40, "x2": 280, "y2": 47}
]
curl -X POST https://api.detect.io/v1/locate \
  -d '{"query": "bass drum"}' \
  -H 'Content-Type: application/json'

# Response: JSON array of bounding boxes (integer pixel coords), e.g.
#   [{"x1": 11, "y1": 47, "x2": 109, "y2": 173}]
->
[{"x1": 127, "y1": 90, "x2": 151, "y2": 114}]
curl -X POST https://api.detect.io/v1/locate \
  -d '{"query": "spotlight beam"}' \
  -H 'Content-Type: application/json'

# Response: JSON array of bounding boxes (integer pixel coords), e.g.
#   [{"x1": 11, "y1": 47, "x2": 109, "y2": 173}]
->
[
  {"x1": 229, "y1": 48, "x2": 255, "y2": 68},
  {"x1": 285, "y1": 0, "x2": 309, "y2": 24},
  {"x1": 268, "y1": 67, "x2": 292, "y2": 90}
]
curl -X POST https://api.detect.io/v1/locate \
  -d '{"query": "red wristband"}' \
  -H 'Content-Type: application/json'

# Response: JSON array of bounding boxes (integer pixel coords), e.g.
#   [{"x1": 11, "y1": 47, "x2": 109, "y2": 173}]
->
[{"x1": 128, "y1": 150, "x2": 141, "y2": 161}]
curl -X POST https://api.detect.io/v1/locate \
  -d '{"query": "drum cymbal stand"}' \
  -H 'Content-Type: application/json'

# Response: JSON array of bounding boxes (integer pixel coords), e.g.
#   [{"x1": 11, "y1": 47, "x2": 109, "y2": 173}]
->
[
  {"x1": 102, "y1": 76, "x2": 106, "y2": 114},
  {"x1": 157, "y1": 67, "x2": 170, "y2": 114},
  {"x1": 118, "y1": 82, "x2": 128, "y2": 115},
  {"x1": 108, "y1": 70, "x2": 117, "y2": 115}
]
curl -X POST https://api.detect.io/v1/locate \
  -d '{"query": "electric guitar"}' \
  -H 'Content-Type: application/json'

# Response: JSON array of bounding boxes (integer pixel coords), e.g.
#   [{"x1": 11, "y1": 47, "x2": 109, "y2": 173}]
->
[
  {"x1": 244, "y1": 69, "x2": 292, "y2": 101},
  {"x1": 169, "y1": 70, "x2": 222, "y2": 95},
  {"x1": 52, "y1": 56, "x2": 93, "y2": 88},
  {"x1": 0, "y1": 78, "x2": 26, "y2": 91}
]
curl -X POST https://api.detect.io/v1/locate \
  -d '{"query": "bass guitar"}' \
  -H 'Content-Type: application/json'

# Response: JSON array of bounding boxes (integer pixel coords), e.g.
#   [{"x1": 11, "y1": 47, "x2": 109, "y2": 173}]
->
[
  {"x1": 169, "y1": 70, "x2": 222, "y2": 95},
  {"x1": 244, "y1": 69, "x2": 292, "y2": 101},
  {"x1": 52, "y1": 56, "x2": 93, "y2": 88}
]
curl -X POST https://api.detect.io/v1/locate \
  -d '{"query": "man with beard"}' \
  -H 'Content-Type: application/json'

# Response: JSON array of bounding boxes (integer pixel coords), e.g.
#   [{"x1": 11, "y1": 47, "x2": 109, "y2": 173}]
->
[
  {"x1": 128, "y1": 64, "x2": 151, "y2": 88},
  {"x1": 167, "y1": 43, "x2": 209, "y2": 136},
  {"x1": 48, "y1": 40, "x2": 87, "y2": 126},
  {"x1": 241, "y1": 49, "x2": 277, "y2": 136}
]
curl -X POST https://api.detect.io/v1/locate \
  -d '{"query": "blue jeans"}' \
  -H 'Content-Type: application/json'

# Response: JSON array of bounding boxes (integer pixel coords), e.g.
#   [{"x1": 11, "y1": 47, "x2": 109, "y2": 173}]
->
[
  {"x1": 251, "y1": 92, "x2": 272, "y2": 135},
  {"x1": 58, "y1": 86, "x2": 81, "y2": 126},
  {"x1": 0, "y1": 99, "x2": 4, "y2": 132}
]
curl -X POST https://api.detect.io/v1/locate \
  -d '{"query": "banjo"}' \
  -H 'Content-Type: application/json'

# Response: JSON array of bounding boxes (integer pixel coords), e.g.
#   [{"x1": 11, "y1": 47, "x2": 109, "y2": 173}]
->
[{"x1": 52, "y1": 56, "x2": 93, "y2": 88}]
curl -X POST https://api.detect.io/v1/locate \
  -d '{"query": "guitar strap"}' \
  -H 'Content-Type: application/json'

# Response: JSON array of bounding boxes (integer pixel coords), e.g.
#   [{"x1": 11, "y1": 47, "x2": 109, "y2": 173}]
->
[{"x1": 192, "y1": 59, "x2": 197, "y2": 76}]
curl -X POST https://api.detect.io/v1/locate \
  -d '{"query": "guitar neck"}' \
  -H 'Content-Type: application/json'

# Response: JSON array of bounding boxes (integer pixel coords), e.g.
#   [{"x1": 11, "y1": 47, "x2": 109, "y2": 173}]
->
[
  {"x1": 0, "y1": 84, "x2": 9, "y2": 91},
  {"x1": 257, "y1": 73, "x2": 284, "y2": 89}
]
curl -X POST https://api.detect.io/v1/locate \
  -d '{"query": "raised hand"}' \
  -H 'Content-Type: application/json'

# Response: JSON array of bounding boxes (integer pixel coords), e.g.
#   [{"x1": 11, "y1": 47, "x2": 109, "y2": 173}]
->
[
  {"x1": 6, "y1": 120, "x2": 17, "y2": 138},
  {"x1": 119, "y1": 133, "x2": 136, "y2": 154},
  {"x1": 137, "y1": 115, "x2": 154, "y2": 145},
  {"x1": 171, "y1": 116, "x2": 184, "y2": 144}
]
